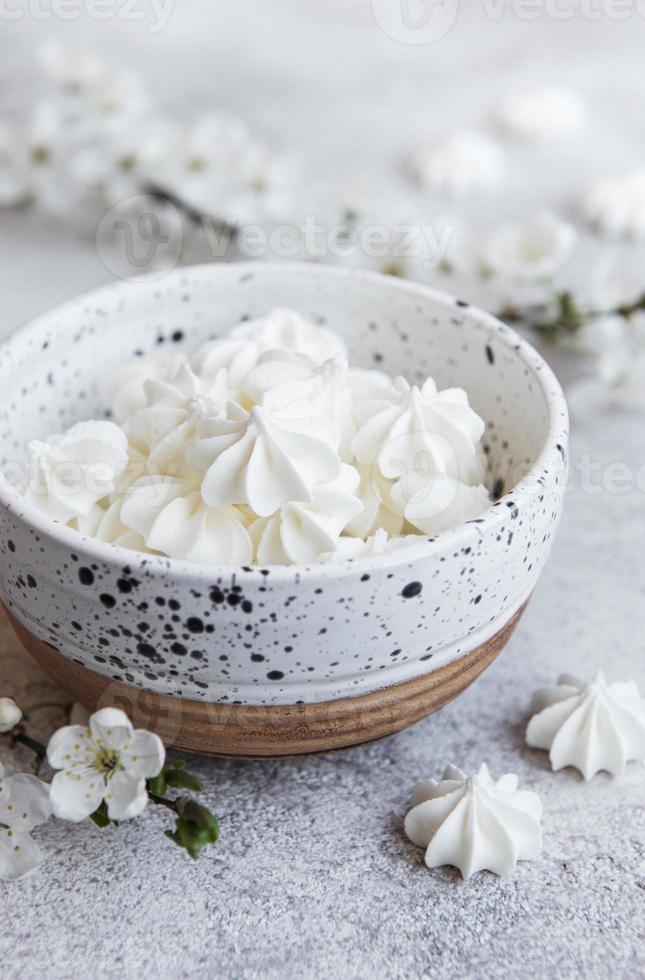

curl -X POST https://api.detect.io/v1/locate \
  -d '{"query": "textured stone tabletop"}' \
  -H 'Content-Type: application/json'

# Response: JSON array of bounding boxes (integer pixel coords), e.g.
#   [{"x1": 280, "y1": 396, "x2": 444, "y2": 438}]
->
[{"x1": 1, "y1": 6, "x2": 645, "y2": 979}]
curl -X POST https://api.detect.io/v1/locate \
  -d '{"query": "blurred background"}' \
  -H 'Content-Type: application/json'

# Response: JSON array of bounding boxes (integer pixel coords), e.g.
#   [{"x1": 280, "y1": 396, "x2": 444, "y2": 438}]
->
[{"x1": 1, "y1": 0, "x2": 645, "y2": 414}]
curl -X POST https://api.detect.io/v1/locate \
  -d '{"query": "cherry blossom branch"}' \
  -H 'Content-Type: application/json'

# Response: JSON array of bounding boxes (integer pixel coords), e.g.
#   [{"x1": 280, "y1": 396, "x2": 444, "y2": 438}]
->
[{"x1": 498, "y1": 290, "x2": 645, "y2": 342}]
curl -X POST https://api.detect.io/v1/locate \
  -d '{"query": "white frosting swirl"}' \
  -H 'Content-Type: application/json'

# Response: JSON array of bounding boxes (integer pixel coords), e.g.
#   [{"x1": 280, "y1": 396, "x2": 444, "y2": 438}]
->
[
  {"x1": 352, "y1": 376, "x2": 485, "y2": 486},
  {"x1": 404, "y1": 763, "x2": 542, "y2": 879},
  {"x1": 393, "y1": 473, "x2": 490, "y2": 536},
  {"x1": 230, "y1": 307, "x2": 347, "y2": 364},
  {"x1": 126, "y1": 363, "x2": 228, "y2": 474},
  {"x1": 186, "y1": 401, "x2": 341, "y2": 517},
  {"x1": 249, "y1": 464, "x2": 363, "y2": 564},
  {"x1": 526, "y1": 671, "x2": 645, "y2": 780},
  {"x1": 120, "y1": 475, "x2": 253, "y2": 564},
  {"x1": 107, "y1": 350, "x2": 183, "y2": 422},
  {"x1": 322, "y1": 527, "x2": 416, "y2": 562},
  {"x1": 244, "y1": 349, "x2": 355, "y2": 460},
  {"x1": 343, "y1": 463, "x2": 404, "y2": 539},
  {"x1": 24, "y1": 420, "x2": 129, "y2": 523},
  {"x1": 72, "y1": 499, "x2": 152, "y2": 552},
  {"x1": 190, "y1": 335, "x2": 261, "y2": 395}
]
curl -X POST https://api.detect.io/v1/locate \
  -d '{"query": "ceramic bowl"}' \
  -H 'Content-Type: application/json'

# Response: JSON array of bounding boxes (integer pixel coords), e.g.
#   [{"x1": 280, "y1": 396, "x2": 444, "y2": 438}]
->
[{"x1": 0, "y1": 263, "x2": 568, "y2": 755}]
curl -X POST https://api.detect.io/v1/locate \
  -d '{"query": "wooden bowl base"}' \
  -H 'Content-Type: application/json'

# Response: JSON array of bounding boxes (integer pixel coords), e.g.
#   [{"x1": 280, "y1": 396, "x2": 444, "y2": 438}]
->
[{"x1": 6, "y1": 604, "x2": 526, "y2": 758}]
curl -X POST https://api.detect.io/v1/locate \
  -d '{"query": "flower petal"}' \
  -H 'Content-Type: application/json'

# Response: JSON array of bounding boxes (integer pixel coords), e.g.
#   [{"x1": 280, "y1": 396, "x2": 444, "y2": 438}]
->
[
  {"x1": 89, "y1": 708, "x2": 134, "y2": 751},
  {"x1": 49, "y1": 767, "x2": 105, "y2": 822},
  {"x1": 105, "y1": 772, "x2": 148, "y2": 820},
  {"x1": 46, "y1": 724, "x2": 93, "y2": 770},
  {"x1": 0, "y1": 830, "x2": 46, "y2": 881},
  {"x1": 121, "y1": 730, "x2": 165, "y2": 780},
  {"x1": 0, "y1": 774, "x2": 52, "y2": 832}
]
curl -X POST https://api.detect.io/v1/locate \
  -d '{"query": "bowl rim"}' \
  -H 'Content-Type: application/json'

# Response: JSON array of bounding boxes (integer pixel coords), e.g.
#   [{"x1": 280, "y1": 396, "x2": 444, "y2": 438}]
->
[{"x1": 0, "y1": 261, "x2": 569, "y2": 582}]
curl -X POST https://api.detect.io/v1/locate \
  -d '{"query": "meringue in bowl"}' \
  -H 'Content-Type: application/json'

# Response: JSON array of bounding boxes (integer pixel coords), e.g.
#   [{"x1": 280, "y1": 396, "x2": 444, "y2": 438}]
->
[{"x1": 0, "y1": 264, "x2": 568, "y2": 752}]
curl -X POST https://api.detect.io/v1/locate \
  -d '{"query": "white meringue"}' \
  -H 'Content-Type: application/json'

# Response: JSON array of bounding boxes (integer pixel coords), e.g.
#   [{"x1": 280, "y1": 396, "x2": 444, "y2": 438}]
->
[
  {"x1": 107, "y1": 350, "x2": 183, "y2": 421},
  {"x1": 322, "y1": 527, "x2": 416, "y2": 562},
  {"x1": 190, "y1": 335, "x2": 261, "y2": 394},
  {"x1": 245, "y1": 349, "x2": 355, "y2": 461},
  {"x1": 486, "y1": 211, "x2": 576, "y2": 280},
  {"x1": 580, "y1": 169, "x2": 645, "y2": 240},
  {"x1": 231, "y1": 308, "x2": 346, "y2": 365},
  {"x1": 394, "y1": 472, "x2": 490, "y2": 536},
  {"x1": 497, "y1": 85, "x2": 588, "y2": 144},
  {"x1": 126, "y1": 363, "x2": 228, "y2": 473},
  {"x1": 120, "y1": 475, "x2": 253, "y2": 564},
  {"x1": 249, "y1": 464, "x2": 363, "y2": 564},
  {"x1": 343, "y1": 462, "x2": 404, "y2": 539},
  {"x1": 352, "y1": 376, "x2": 486, "y2": 487},
  {"x1": 412, "y1": 131, "x2": 505, "y2": 197},
  {"x1": 526, "y1": 671, "x2": 645, "y2": 780},
  {"x1": 186, "y1": 402, "x2": 341, "y2": 517},
  {"x1": 24, "y1": 420, "x2": 129, "y2": 523},
  {"x1": 404, "y1": 764, "x2": 543, "y2": 879},
  {"x1": 73, "y1": 498, "x2": 153, "y2": 553}
]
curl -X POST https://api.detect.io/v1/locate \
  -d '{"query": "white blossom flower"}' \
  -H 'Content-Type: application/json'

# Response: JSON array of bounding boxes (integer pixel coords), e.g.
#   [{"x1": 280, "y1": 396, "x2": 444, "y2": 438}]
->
[
  {"x1": 0, "y1": 763, "x2": 52, "y2": 881},
  {"x1": 486, "y1": 211, "x2": 576, "y2": 280},
  {"x1": 580, "y1": 169, "x2": 645, "y2": 240},
  {"x1": 412, "y1": 131, "x2": 506, "y2": 197},
  {"x1": 47, "y1": 707, "x2": 165, "y2": 823},
  {"x1": 569, "y1": 313, "x2": 645, "y2": 413},
  {"x1": 0, "y1": 698, "x2": 22, "y2": 733},
  {"x1": 159, "y1": 112, "x2": 297, "y2": 226},
  {"x1": 497, "y1": 85, "x2": 588, "y2": 144}
]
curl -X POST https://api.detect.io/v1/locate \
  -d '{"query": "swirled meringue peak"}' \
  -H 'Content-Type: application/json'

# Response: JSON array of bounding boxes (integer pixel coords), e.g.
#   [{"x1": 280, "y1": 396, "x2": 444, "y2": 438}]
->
[
  {"x1": 249, "y1": 464, "x2": 363, "y2": 564},
  {"x1": 526, "y1": 671, "x2": 645, "y2": 780},
  {"x1": 186, "y1": 401, "x2": 341, "y2": 517},
  {"x1": 120, "y1": 475, "x2": 253, "y2": 564},
  {"x1": 24, "y1": 308, "x2": 492, "y2": 564},
  {"x1": 352, "y1": 376, "x2": 485, "y2": 486},
  {"x1": 404, "y1": 764, "x2": 543, "y2": 879},
  {"x1": 126, "y1": 363, "x2": 229, "y2": 473},
  {"x1": 244, "y1": 349, "x2": 355, "y2": 460},
  {"x1": 393, "y1": 471, "x2": 490, "y2": 536},
  {"x1": 107, "y1": 350, "x2": 183, "y2": 421},
  {"x1": 24, "y1": 420, "x2": 129, "y2": 523},
  {"x1": 230, "y1": 307, "x2": 347, "y2": 364}
]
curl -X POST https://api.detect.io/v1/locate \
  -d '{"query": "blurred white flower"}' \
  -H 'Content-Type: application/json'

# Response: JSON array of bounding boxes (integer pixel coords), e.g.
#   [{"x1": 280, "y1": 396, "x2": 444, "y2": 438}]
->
[
  {"x1": 412, "y1": 131, "x2": 506, "y2": 197},
  {"x1": 47, "y1": 707, "x2": 165, "y2": 823},
  {"x1": 570, "y1": 312, "x2": 645, "y2": 413},
  {"x1": 497, "y1": 85, "x2": 588, "y2": 144},
  {"x1": 0, "y1": 763, "x2": 52, "y2": 881},
  {"x1": 0, "y1": 124, "x2": 31, "y2": 207},
  {"x1": 160, "y1": 112, "x2": 298, "y2": 226},
  {"x1": 580, "y1": 169, "x2": 645, "y2": 240},
  {"x1": 486, "y1": 211, "x2": 576, "y2": 280},
  {"x1": 0, "y1": 697, "x2": 22, "y2": 733}
]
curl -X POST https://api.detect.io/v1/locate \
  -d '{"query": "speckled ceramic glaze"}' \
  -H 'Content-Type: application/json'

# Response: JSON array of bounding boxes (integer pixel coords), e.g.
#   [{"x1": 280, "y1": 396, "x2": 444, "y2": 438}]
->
[{"x1": 0, "y1": 263, "x2": 568, "y2": 707}]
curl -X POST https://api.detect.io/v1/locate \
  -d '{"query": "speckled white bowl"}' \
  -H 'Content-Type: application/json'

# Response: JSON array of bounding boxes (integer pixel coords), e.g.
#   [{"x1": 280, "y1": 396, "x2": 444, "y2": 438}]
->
[{"x1": 0, "y1": 263, "x2": 568, "y2": 710}]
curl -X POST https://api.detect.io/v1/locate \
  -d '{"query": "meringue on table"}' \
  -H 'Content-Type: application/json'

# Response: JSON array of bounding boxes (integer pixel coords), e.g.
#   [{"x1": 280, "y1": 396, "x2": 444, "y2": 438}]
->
[
  {"x1": 526, "y1": 671, "x2": 645, "y2": 780},
  {"x1": 404, "y1": 763, "x2": 543, "y2": 879}
]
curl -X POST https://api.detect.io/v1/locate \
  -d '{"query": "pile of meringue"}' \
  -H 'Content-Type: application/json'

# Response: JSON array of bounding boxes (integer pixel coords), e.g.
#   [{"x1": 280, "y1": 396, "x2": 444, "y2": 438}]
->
[
  {"x1": 404, "y1": 670, "x2": 645, "y2": 880},
  {"x1": 21, "y1": 308, "x2": 490, "y2": 566}
]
